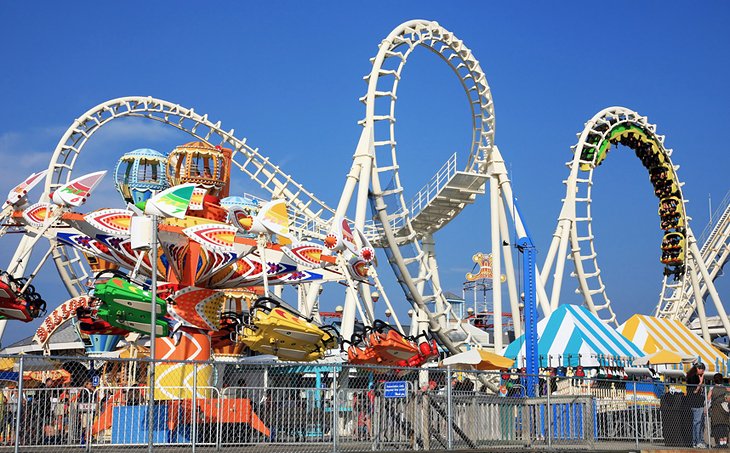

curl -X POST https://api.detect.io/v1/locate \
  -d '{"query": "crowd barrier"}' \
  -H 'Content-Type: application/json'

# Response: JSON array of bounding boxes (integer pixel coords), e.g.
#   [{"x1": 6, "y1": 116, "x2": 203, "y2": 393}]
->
[{"x1": 0, "y1": 354, "x2": 723, "y2": 451}]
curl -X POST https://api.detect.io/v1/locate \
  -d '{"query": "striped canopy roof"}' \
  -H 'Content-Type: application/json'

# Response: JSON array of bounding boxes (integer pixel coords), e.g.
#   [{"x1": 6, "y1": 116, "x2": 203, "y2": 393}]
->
[
  {"x1": 618, "y1": 314, "x2": 728, "y2": 373},
  {"x1": 504, "y1": 305, "x2": 645, "y2": 368}
]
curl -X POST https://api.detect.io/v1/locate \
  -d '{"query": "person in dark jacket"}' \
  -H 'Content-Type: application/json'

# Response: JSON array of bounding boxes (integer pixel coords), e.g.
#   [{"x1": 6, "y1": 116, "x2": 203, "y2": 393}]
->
[
  {"x1": 687, "y1": 363, "x2": 707, "y2": 448},
  {"x1": 710, "y1": 373, "x2": 730, "y2": 448}
]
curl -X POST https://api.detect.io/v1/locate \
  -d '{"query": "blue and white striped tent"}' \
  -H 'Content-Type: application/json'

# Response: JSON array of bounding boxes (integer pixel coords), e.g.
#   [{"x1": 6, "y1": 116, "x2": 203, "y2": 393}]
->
[{"x1": 504, "y1": 305, "x2": 644, "y2": 368}]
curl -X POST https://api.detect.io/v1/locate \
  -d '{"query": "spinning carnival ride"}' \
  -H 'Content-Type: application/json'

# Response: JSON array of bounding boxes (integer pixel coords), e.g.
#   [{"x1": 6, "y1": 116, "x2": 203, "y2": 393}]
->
[{"x1": 0, "y1": 20, "x2": 726, "y2": 374}]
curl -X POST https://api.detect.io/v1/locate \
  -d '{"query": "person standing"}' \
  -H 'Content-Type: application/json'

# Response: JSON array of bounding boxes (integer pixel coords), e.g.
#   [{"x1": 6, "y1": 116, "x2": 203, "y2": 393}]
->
[
  {"x1": 687, "y1": 363, "x2": 708, "y2": 448},
  {"x1": 710, "y1": 373, "x2": 730, "y2": 448}
]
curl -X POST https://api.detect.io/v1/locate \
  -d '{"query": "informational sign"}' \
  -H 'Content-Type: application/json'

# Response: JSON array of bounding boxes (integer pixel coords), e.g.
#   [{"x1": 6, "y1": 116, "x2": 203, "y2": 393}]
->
[
  {"x1": 384, "y1": 381, "x2": 407, "y2": 399},
  {"x1": 92, "y1": 375, "x2": 100, "y2": 387}
]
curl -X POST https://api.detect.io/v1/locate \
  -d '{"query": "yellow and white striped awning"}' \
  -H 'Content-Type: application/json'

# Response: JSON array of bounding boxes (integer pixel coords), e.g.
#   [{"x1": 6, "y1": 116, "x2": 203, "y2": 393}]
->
[{"x1": 618, "y1": 314, "x2": 728, "y2": 373}]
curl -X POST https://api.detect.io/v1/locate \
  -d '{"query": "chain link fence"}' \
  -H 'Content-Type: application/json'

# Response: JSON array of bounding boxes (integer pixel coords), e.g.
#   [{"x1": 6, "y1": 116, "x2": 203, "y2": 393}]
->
[{"x1": 0, "y1": 354, "x2": 726, "y2": 451}]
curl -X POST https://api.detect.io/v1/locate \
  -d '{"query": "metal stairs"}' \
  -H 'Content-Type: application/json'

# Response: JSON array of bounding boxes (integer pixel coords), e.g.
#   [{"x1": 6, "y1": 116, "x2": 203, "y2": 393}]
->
[{"x1": 365, "y1": 153, "x2": 487, "y2": 246}]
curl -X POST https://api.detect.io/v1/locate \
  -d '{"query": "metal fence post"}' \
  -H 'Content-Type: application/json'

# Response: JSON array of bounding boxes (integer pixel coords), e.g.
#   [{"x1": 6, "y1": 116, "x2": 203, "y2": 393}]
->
[
  {"x1": 13, "y1": 355, "x2": 24, "y2": 453},
  {"x1": 446, "y1": 366, "x2": 453, "y2": 450},
  {"x1": 192, "y1": 362, "x2": 198, "y2": 453},
  {"x1": 87, "y1": 387, "x2": 95, "y2": 453},
  {"x1": 216, "y1": 363, "x2": 222, "y2": 451},
  {"x1": 546, "y1": 375, "x2": 552, "y2": 448},
  {"x1": 632, "y1": 382, "x2": 639, "y2": 450},
  {"x1": 148, "y1": 355, "x2": 155, "y2": 452},
  {"x1": 332, "y1": 365, "x2": 338, "y2": 453},
  {"x1": 705, "y1": 386, "x2": 711, "y2": 448}
]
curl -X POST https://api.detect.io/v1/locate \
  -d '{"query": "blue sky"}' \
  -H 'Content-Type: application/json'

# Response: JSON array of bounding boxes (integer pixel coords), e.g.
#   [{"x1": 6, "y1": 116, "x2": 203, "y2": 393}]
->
[{"x1": 0, "y1": 1, "x2": 728, "y2": 346}]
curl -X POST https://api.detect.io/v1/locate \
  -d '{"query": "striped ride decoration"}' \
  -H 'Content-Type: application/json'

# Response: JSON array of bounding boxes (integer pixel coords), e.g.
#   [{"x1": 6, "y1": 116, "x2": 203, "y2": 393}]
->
[{"x1": 154, "y1": 328, "x2": 212, "y2": 400}]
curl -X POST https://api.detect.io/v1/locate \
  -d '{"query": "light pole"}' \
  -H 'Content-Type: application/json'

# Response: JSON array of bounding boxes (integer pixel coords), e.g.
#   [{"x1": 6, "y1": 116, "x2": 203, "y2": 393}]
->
[
  {"x1": 148, "y1": 214, "x2": 158, "y2": 452},
  {"x1": 132, "y1": 183, "x2": 196, "y2": 451}
]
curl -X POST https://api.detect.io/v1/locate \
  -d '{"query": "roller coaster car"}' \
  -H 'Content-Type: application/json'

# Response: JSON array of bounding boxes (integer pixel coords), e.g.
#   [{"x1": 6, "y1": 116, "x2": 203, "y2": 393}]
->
[
  {"x1": 0, "y1": 271, "x2": 46, "y2": 322},
  {"x1": 661, "y1": 249, "x2": 685, "y2": 266},
  {"x1": 663, "y1": 264, "x2": 686, "y2": 279},
  {"x1": 650, "y1": 171, "x2": 674, "y2": 188},
  {"x1": 237, "y1": 297, "x2": 338, "y2": 362},
  {"x1": 649, "y1": 163, "x2": 670, "y2": 176},
  {"x1": 658, "y1": 197, "x2": 682, "y2": 218},
  {"x1": 661, "y1": 232, "x2": 685, "y2": 251},
  {"x1": 93, "y1": 275, "x2": 169, "y2": 337},
  {"x1": 654, "y1": 182, "x2": 678, "y2": 199},
  {"x1": 641, "y1": 152, "x2": 666, "y2": 170},
  {"x1": 580, "y1": 124, "x2": 665, "y2": 172},
  {"x1": 660, "y1": 215, "x2": 684, "y2": 231},
  {"x1": 651, "y1": 175, "x2": 676, "y2": 191}
]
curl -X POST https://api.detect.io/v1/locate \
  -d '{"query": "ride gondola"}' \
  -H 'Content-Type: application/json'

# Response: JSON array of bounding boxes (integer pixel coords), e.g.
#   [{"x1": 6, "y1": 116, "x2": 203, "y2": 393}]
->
[
  {"x1": 236, "y1": 296, "x2": 339, "y2": 362},
  {"x1": 0, "y1": 270, "x2": 46, "y2": 322},
  {"x1": 346, "y1": 319, "x2": 439, "y2": 368},
  {"x1": 92, "y1": 273, "x2": 170, "y2": 337}
]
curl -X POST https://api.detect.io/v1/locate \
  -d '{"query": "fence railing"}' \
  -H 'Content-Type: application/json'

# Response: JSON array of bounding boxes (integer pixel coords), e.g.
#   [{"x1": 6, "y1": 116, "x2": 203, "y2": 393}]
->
[{"x1": 0, "y1": 354, "x2": 725, "y2": 451}]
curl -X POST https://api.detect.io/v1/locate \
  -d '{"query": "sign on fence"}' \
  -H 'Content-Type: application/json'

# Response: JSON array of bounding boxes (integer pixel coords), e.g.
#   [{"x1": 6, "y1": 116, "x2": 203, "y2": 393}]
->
[{"x1": 384, "y1": 381, "x2": 407, "y2": 398}]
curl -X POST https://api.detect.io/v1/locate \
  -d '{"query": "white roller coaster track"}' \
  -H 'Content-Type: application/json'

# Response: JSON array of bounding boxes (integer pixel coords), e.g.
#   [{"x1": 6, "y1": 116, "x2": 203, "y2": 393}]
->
[
  {"x1": 542, "y1": 107, "x2": 730, "y2": 338},
  {"x1": 657, "y1": 189, "x2": 730, "y2": 338},
  {"x1": 335, "y1": 20, "x2": 545, "y2": 353}
]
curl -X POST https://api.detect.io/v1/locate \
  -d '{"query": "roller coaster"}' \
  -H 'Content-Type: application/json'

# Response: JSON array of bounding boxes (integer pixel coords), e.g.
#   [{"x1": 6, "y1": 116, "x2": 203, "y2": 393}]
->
[{"x1": 0, "y1": 19, "x2": 727, "y2": 371}]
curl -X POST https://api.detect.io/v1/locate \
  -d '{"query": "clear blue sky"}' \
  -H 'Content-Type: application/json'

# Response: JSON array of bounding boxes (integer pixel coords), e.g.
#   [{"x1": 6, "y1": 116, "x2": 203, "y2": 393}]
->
[{"x1": 0, "y1": 1, "x2": 728, "y2": 346}]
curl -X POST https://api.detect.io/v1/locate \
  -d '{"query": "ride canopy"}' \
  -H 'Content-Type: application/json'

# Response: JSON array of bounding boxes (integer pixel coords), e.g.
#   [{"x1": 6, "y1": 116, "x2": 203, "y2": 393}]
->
[{"x1": 504, "y1": 305, "x2": 644, "y2": 368}]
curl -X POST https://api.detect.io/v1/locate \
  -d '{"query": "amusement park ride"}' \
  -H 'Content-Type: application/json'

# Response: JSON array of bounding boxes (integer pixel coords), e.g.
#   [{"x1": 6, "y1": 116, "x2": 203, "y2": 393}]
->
[{"x1": 0, "y1": 20, "x2": 727, "y2": 385}]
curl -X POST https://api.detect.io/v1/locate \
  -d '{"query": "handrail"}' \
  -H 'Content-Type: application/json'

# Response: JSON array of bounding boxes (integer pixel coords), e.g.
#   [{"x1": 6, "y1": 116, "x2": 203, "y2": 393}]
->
[
  {"x1": 363, "y1": 153, "x2": 459, "y2": 239},
  {"x1": 698, "y1": 189, "x2": 730, "y2": 251}
]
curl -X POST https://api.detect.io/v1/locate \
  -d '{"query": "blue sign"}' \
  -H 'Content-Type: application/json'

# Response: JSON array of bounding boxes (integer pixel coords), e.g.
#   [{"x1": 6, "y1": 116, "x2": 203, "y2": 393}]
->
[
  {"x1": 92, "y1": 375, "x2": 100, "y2": 387},
  {"x1": 383, "y1": 381, "x2": 407, "y2": 398}
]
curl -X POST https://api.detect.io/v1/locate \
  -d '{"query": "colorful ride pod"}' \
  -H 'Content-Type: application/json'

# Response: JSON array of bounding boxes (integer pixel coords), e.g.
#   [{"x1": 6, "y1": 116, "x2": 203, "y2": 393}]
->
[
  {"x1": 76, "y1": 307, "x2": 129, "y2": 336},
  {"x1": 347, "y1": 320, "x2": 438, "y2": 368},
  {"x1": 367, "y1": 320, "x2": 421, "y2": 363},
  {"x1": 166, "y1": 141, "x2": 231, "y2": 198},
  {"x1": 0, "y1": 271, "x2": 46, "y2": 322},
  {"x1": 114, "y1": 149, "x2": 169, "y2": 205},
  {"x1": 93, "y1": 275, "x2": 169, "y2": 337},
  {"x1": 237, "y1": 297, "x2": 338, "y2": 362}
]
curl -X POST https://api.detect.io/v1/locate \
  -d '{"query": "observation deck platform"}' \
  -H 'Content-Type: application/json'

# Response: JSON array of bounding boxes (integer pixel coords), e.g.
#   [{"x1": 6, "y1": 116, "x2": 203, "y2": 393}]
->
[{"x1": 366, "y1": 153, "x2": 487, "y2": 245}]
